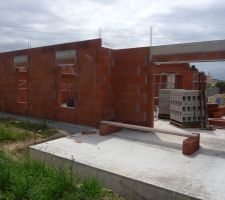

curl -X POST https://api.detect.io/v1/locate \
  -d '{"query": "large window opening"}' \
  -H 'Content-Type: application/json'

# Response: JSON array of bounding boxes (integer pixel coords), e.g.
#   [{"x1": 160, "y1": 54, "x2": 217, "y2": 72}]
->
[
  {"x1": 17, "y1": 68, "x2": 28, "y2": 103},
  {"x1": 60, "y1": 68, "x2": 76, "y2": 108},
  {"x1": 191, "y1": 61, "x2": 225, "y2": 96},
  {"x1": 166, "y1": 74, "x2": 176, "y2": 89},
  {"x1": 55, "y1": 49, "x2": 77, "y2": 109},
  {"x1": 190, "y1": 61, "x2": 225, "y2": 127},
  {"x1": 13, "y1": 55, "x2": 29, "y2": 104},
  {"x1": 154, "y1": 73, "x2": 181, "y2": 105}
]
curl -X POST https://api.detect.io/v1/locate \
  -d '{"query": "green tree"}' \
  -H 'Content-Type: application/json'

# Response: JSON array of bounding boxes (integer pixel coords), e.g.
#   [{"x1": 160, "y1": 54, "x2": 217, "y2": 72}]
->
[
  {"x1": 215, "y1": 81, "x2": 225, "y2": 93},
  {"x1": 190, "y1": 65, "x2": 197, "y2": 71}
]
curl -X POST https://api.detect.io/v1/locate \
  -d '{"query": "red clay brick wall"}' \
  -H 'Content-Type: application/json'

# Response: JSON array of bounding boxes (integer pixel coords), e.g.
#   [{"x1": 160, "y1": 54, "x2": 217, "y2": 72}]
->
[
  {"x1": 0, "y1": 40, "x2": 203, "y2": 128},
  {"x1": 0, "y1": 53, "x2": 14, "y2": 113},
  {"x1": 152, "y1": 63, "x2": 198, "y2": 90},
  {"x1": 0, "y1": 39, "x2": 106, "y2": 126},
  {"x1": 96, "y1": 47, "x2": 114, "y2": 122},
  {"x1": 112, "y1": 47, "x2": 152, "y2": 126},
  {"x1": 75, "y1": 46, "x2": 114, "y2": 126},
  {"x1": 54, "y1": 39, "x2": 105, "y2": 126},
  {"x1": 111, "y1": 54, "x2": 199, "y2": 127},
  {"x1": 75, "y1": 46, "x2": 101, "y2": 126},
  {"x1": 27, "y1": 47, "x2": 56, "y2": 120}
]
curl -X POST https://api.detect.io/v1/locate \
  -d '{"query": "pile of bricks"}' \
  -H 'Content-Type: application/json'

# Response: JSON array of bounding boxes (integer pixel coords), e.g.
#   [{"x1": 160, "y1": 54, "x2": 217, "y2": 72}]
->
[
  {"x1": 218, "y1": 107, "x2": 225, "y2": 116},
  {"x1": 207, "y1": 103, "x2": 225, "y2": 118},
  {"x1": 207, "y1": 103, "x2": 218, "y2": 116},
  {"x1": 211, "y1": 111, "x2": 223, "y2": 118},
  {"x1": 182, "y1": 134, "x2": 200, "y2": 155},
  {"x1": 209, "y1": 118, "x2": 225, "y2": 128},
  {"x1": 207, "y1": 103, "x2": 219, "y2": 118}
]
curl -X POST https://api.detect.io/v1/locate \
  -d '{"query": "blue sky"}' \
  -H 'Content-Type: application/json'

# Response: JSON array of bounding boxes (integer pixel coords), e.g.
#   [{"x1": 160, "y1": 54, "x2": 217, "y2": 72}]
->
[
  {"x1": 192, "y1": 62, "x2": 225, "y2": 80},
  {"x1": 0, "y1": 0, "x2": 225, "y2": 79},
  {"x1": 192, "y1": 61, "x2": 225, "y2": 80}
]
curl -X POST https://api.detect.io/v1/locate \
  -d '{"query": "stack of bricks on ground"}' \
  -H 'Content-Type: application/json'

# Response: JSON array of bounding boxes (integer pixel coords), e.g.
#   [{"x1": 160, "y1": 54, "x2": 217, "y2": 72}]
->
[
  {"x1": 207, "y1": 103, "x2": 225, "y2": 118},
  {"x1": 208, "y1": 103, "x2": 225, "y2": 127}
]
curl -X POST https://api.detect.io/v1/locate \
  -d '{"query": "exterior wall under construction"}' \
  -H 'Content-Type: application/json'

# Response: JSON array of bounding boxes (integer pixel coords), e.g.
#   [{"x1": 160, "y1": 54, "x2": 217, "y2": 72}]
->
[
  {"x1": 112, "y1": 47, "x2": 152, "y2": 126},
  {"x1": 0, "y1": 39, "x2": 201, "y2": 127},
  {"x1": 0, "y1": 39, "x2": 114, "y2": 126}
]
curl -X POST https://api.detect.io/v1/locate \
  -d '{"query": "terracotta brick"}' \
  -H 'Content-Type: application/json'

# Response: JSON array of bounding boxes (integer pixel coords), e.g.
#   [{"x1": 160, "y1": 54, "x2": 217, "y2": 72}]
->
[
  {"x1": 212, "y1": 112, "x2": 223, "y2": 118},
  {"x1": 99, "y1": 124, "x2": 111, "y2": 136},
  {"x1": 218, "y1": 107, "x2": 225, "y2": 115},
  {"x1": 209, "y1": 119, "x2": 225, "y2": 127},
  {"x1": 183, "y1": 138, "x2": 196, "y2": 155},
  {"x1": 183, "y1": 135, "x2": 200, "y2": 155}
]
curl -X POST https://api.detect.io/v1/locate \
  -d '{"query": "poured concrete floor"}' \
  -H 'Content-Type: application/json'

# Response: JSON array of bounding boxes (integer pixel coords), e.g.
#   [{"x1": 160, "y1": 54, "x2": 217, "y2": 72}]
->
[{"x1": 31, "y1": 119, "x2": 225, "y2": 200}]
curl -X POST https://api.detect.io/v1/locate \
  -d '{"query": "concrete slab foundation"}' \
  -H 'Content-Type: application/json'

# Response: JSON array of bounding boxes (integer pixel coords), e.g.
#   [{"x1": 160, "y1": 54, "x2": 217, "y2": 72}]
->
[{"x1": 30, "y1": 119, "x2": 225, "y2": 200}]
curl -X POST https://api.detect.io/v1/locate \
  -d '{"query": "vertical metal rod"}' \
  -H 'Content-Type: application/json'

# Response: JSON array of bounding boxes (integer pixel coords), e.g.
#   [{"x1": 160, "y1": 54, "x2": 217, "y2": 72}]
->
[
  {"x1": 149, "y1": 26, "x2": 153, "y2": 62},
  {"x1": 99, "y1": 27, "x2": 102, "y2": 39},
  {"x1": 150, "y1": 26, "x2": 153, "y2": 46}
]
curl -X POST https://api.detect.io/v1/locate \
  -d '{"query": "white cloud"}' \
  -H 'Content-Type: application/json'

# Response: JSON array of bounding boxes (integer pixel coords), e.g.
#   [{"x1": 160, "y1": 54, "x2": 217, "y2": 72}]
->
[{"x1": 0, "y1": 0, "x2": 225, "y2": 78}]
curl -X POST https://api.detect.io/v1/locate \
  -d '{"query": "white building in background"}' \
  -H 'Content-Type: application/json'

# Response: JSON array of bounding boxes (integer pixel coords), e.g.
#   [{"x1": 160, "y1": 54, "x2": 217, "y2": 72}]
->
[{"x1": 206, "y1": 72, "x2": 214, "y2": 86}]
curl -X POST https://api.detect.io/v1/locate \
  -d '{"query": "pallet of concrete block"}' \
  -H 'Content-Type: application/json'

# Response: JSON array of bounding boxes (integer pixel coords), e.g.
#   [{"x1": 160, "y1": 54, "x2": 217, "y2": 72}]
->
[
  {"x1": 170, "y1": 89, "x2": 201, "y2": 128},
  {"x1": 158, "y1": 89, "x2": 173, "y2": 119},
  {"x1": 170, "y1": 89, "x2": 200, "y2": 106}
]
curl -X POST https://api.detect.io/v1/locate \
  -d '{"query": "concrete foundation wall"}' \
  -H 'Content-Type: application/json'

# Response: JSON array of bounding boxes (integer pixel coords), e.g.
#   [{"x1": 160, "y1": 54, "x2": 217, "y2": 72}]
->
[{"x1": 29, "y1": 147, "x2": 200, "y2": 200}]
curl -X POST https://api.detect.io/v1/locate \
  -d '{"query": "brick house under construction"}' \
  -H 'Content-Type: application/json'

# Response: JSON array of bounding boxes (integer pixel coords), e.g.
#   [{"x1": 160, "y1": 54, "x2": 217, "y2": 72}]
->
[{"x1": 0, "y1": 39, "x2": 205, "y2": 127}]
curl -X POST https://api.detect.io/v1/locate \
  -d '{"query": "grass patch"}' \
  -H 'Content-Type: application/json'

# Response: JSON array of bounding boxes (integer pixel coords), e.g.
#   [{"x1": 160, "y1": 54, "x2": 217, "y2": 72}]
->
[
  {"x1": 0, "y1": 119, "x2": 57, "y2": 139},
  {"x1": 0, "y1": 151, "x2": 123, "y2": 200},
  {"x1": 11, "y1": 120, "x2": 48, "y2": 132},
  {"x1": 12, "y1": 120, "x2": 57, "y2": 138},
  {"x1": 0, "y1": 118, "x2": 124, "y2": 199},
  {"x1": 0, "y1": 123, "x2": 31, "y2": 142}
]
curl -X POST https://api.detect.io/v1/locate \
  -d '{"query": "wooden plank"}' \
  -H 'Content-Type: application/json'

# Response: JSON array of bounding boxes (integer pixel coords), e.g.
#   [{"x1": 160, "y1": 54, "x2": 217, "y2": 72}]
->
[{"x1": 100, "y1": 121, "x2": 198, "y2": 138}]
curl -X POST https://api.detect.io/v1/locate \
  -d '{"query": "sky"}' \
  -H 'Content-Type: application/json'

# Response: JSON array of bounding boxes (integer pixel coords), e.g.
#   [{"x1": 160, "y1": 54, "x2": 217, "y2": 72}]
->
[{"x1": 0, "y1": 0, "x2": 225, "y2": 79}]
